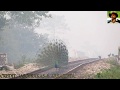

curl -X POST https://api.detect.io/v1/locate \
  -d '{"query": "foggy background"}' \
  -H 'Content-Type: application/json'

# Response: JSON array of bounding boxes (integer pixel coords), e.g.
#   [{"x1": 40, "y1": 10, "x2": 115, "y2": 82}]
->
[
  {"x1": 35, "y1": 11, "x2": 120, "y2": 59},
  {"x1": 1, "y1": 11, "x2": 120, "y2": 65}
]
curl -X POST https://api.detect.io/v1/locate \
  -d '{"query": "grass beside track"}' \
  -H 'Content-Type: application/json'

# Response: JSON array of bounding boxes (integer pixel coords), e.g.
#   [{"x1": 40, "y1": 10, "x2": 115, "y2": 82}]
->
[{"x1": 94, "y1": 59, "x2": 120, "y2": 79}]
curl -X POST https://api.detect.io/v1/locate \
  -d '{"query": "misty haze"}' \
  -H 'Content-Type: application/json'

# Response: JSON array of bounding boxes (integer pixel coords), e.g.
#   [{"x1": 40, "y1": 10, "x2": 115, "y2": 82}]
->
[
  {"x1": 0, "y1": 11, "x2": 120, "y2": 79},
  {"x1": 36, "y1": 11, "x2": 120, "y2": 59}
]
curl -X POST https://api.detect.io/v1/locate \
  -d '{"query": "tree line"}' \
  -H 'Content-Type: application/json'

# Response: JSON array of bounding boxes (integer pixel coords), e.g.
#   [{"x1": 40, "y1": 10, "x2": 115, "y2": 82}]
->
[{"x1": 0, "y1": 11, "x2": 50, "y2": 64}]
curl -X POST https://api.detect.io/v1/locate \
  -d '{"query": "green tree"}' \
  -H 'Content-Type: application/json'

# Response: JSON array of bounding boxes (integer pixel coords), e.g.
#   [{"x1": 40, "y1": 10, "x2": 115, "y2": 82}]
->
[
  {"x1": 0, "y1": 11, "x2": 50, "y2": 64},
  {"x1": 0, "y1": 11, "x2": 50, "y2": 31},
  {"x1": 0, "y1": 22, "x2": 48, "y2": 63}
]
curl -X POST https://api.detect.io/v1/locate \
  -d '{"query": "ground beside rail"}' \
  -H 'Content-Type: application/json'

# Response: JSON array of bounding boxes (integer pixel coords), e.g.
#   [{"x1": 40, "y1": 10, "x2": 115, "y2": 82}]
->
[{"x1": 72, "y1": 59, "x2": 111, "y2": 79}]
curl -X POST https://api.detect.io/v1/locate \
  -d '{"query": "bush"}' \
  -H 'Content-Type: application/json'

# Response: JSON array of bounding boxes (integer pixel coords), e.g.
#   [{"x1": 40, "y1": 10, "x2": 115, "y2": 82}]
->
[
  {"x1": 94, "y1": 66, "x2": 120, "y2": 79},
  {"x1": 0, "y1": 66, "x2": 11, "y2": 71},
  {"x1": 14, "y1": 61, "x2": 25, "y2": 69},
  {"x1": 107, "y1": 58, "x2": 119, "y2": 66},
  {"x1": 14, "y1": 55, "x2": 35, "y2": 69},
  {"x1": 94, "y1": 59, "x2": 120, "y2": 79}
]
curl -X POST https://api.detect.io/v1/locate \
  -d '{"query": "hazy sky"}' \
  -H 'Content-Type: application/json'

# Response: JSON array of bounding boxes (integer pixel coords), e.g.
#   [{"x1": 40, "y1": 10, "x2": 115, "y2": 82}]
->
[{"x1": 35, "y1": 11, "x2": 120, "y2": 58}]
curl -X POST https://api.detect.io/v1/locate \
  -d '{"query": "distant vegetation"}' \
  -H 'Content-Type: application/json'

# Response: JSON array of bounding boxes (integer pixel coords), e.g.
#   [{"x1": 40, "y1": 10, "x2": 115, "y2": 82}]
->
[
  {"x1": 14, "y1": 56, "x2": 35, "y2": 69},
  {"x1": 0, "y1": 11, "x2": 50, "y2": 64}
]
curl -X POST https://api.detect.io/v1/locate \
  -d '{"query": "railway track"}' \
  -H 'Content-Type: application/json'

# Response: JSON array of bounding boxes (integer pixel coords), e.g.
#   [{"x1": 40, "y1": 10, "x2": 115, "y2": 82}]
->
[
  {"x1": 55, "y1": 58, "x2": 102, "y2": 79},
  {"x1": 10, "y1": 58, "x2": 101, "y2": 79}
]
